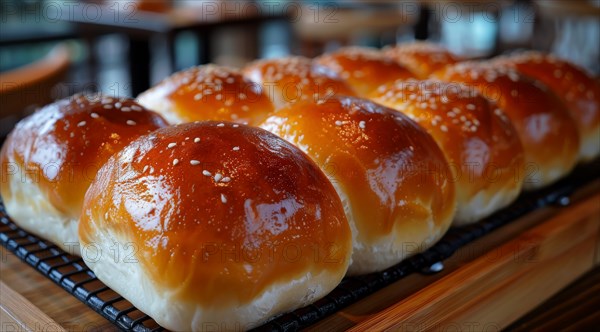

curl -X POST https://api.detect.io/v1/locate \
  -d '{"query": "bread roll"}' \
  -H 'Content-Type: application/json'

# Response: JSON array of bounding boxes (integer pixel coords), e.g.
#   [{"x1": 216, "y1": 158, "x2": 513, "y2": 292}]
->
[
  {"x1": 492, "y1": 52, "x2": 600, "y2": 161},
  {"x1": 259, "y1": 96, "x2": 456, "y2": 275},
  {"x1": 242, "y1": 56, "x2": 357, "y2": 109},
  {"x1": 383, "y1": 42, "x2": 459, "y2": 79},
  {"x1": 137, "y1": 64, "x2": 274, "y2": 126},
  {"x1": 434, "y1": 63, "x2": 580, "y2": 189},
  {"x1": 314, "y1": 47, "x2": 415, "y2": 97},
  {"x1": 0, "y1": 94, "x2": 168, "y2": 254},
  {"x1": 371, "y1": 80, "x2": 525, "y2": 225},
  {"x1": 79, "y1": 122, "x2": 352, "y2": 330}
]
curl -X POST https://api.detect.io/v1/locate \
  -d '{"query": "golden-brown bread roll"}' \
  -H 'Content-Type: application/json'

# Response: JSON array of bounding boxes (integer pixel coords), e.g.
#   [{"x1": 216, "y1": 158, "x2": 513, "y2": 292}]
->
[
  {"x1": 79, "y1": 122, "x2": 352, "y2": 330},
  {"x1": 371, "y1": 80, "x2": 525, "y2": 225},
  {"x1": 137, "y1": 64, "x2": 275, "y2": 126},
  {"x1": 314, "y1": 46, "x2": 416, "y2": 97},
  {"x1": 491, "y1": 52, "x2": 600, "y2": 161},
  {"x1": 242, "y1": 56, "x2": 357, "y2": 109},
  {"x1": 259, "y1": 96, "x2": 456, "y2": 275},
  {"x1": 434, "y1": 63, "x2": 580, "y2": 189},
  {"x1": 0, "y1": 94, "x2": 168, "y2": 254},
  {"x1": 383, "y1": 42, "x2": 459, "y2": 79}
]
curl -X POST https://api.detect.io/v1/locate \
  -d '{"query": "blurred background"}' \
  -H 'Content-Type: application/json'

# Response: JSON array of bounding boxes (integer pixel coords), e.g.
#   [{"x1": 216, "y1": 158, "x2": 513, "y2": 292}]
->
[{"x1": 1, "y1": 0, "x2": 599, "y2": 135}]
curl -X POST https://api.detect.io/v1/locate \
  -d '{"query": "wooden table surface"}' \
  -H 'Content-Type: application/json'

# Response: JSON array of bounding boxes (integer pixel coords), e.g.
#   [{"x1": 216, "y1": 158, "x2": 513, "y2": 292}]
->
[{"x1": 1, "y1": 180, "x2": 598, "y2": 331}]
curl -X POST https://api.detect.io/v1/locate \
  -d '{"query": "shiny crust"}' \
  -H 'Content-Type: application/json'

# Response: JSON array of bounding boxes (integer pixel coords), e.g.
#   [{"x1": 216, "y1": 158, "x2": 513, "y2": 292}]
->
[
  {"x1": 0, "y1": 94, "x2": 168, "y2": 220},
  {"x1": 242, "y1": 56, "x2": 357, "y2": 109},
  {"x1": 434, "y1": 63, "x2": 580, "y2": 189},
  {"x1": 137, "y1": 65, "x2": 275, "y2": 126},
  {"x1": 259, "y1": 96, "x2": 456, "y2": 275},
  {"x1": 383, "y1": 42, "x2": 459, "y2": 79},
  {"x1": 79, "y1": 122, "x2": 352, "y2": 328},
  {"x1": 371, "y1": 80, "x2": 525, "y2": 225},
  {"x1": 492, "y1": 52, "x2": 600, "y2": 161},
  {"x1": 314, "y1": 47, "x2": 416, "y2": 97}
]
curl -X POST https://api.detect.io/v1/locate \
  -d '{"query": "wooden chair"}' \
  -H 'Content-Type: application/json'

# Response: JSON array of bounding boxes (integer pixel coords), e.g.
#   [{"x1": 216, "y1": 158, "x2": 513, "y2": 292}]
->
[{"x1": 0, "y1": 43, "x2": 71, "y2": 137}]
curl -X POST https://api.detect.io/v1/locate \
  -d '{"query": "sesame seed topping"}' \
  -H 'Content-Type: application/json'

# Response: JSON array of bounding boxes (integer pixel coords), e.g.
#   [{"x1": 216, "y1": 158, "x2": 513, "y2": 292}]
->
[
  {"x1": 216, "y1": 94, "x2": 223, "y2": 101},
  {"x1": 190, "y1": 160, "x2": 200, "y2": 165},
  {"x1": 173, "y1": 159, "x2": 179, "y2": 166},
  {"x1": 77, "y1": 121, "x2": 87, "y2": 127},
  {"x1": 221, "y1": 194, "x2": 227, "y2": 204},
  {"x1": 202, "y1": 170, "x2": 211, "y2": 176},
  {"x1": 232, "y1": 146, "x2": 240, "y2": 151},
  {"x1": 214, "y1": 173, "x2": 223, "y2": 182},
  {"x1": 115, "y1": 102, "x2": 122, "y2": 108},
  {"x1": 143, "y1": 165, "x2": 148, "y2": 172},
  {"x1": 233, "y1": 124, "x2": 239, "y2": 128},
  {"x1": 90, "y1": 113, "x2": 99, "y2": 119},
  {"x1": 194, "y1": 138, "x2": 201, "y2": 143},
  {"x1": 221, "y1": 177, "x2": 231, "y2": 183},
  {"x1": 440, "y1": 125, "x2": 448, "y2": 132},
  {"x1": 466, "y1": 104, "x2": 476, "y2": 110},
  {"x1": 168, "y1": 143, "x2": 177, "y2": 148},
  {"x1": 126, "y1": 120, "x2": 136, "y2": 126},
  {"x1": 335, "y1": 120, "x2": 343, "y2": 126},
  {"x1": 103, "y1": 104, "x2": 113, "y2": 109},
  {"x1": 131, "y1": 105, "x2": 142, "y2": 111},
  {"x1": 359, "y1": 121, "x2": 366, "y2": 129},
  {"x1": 217, "y1": 123, "x2": 225, "y2": 127},
  {"x1": 121, "y1": 107, "x2": 131, "y2": 112}
]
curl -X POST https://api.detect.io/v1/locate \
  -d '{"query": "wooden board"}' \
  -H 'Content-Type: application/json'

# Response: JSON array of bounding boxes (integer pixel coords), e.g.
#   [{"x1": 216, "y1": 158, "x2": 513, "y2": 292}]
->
[{"x1": 1, "y1": 181, "x2": 599, "y2": 331}]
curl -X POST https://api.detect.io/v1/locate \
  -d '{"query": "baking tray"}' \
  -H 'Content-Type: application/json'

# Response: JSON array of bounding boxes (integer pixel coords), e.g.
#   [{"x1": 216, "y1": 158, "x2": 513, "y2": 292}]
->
[{"x1": 1, "y1": 158, "x2": 598, "y2": 331}]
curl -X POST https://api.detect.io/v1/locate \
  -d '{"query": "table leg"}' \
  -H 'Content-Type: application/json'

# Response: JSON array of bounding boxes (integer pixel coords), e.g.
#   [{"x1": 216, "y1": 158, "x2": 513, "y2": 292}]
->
[{"x1": 128, "y1": 37, "x2": 151, "y2": 97}]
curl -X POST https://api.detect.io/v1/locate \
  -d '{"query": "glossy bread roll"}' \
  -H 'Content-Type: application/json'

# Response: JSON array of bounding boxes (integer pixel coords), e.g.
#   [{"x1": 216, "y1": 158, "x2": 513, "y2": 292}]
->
[
  {"x1": 492, "y1": 52, "x2": 600, "y2": 161},
  {"x1": 434, "y1": 63, "x2": 580, "y2": 189},
  {"x1": 79, "y1": 122, "x2": 352, "y2": 330},
  {"x1": 0, "y1": 94, "x2": 168, "y2": 254},
  {"x1": 137, "y1": 65, "x2": 275, "y2": 126},
  {"x1": 314, "y1": 46, "x2": 416, "y2": 97},
  {"x1": 242, "y1": 56, "x2": 357, "y2": 109},
  {"x1": 259, "y1": 96, "x2": 456, "y2": 275},
  {"x1": 372, "y1": 80, "x2": 525, "y2": 225},
  {"x1": 383, "y1": 42, "x2": 458, "y2": 79}
]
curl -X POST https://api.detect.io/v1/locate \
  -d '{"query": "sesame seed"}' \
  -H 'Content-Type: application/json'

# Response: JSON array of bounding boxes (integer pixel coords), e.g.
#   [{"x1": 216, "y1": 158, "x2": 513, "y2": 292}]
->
[
  {"x1": 217, "y1": 123, "x2": 225, "y2": 127},
  {"x1": 232, "y1": 124, "x2": 239, "y2": 128},
  {"x1": 168, "y1": 143, "x2": 177, "y2": 148},
  {"x1": 126, "y1": 120, "x2": 136, "y2": 126},
  {"x1": 238, "y1": 93, "x2": 247, "y2": 100},
  {"x1": 335, "y1": 120, "x2": 343, "y2": 126},
  {"x1": 466, "y1": 104, "x2": 476, "y2": 110},
  {"x1": 131, "y1": 105, "x2": 142, "y2": 111},
  {"x1": 149, "y1": 167, "x2": 154, "y2": 174},
  {"x1": 77, "y1": 121, "x2": 87, "y2": 127},
  {"x1": 190, "y1": 160, "x2": 200, "y2": 165},
  {"x1": 194, "y1": 93, "x2": 203, "y2": 100},
  {"x1": 194, "y1": 138, "x2": 201, "y2": 143},
  {"x1": 121, "y1": 107, "x2": 131, "y2": 112},
  {"x1": 173, "y1": 159, "x2": 179, "y2": 166},
  {"x1": 103, "y1": 104, "x2": 113, "y2": 109},
  {"x1": 216, "y1": 94, "x2": 223, "y2": 101},
  {"x1": 440, "y1": 125, "x2": 448, "y2": 132},
  {"x1": 221, "y1": 177, "x2": 231, "y2": 183},
  {"x1": 143, "y1": 165, "x2": 148, "y2": 172},
  {"x1": 214, "y1": 173, "x2": 223, "y2": 182},
  {"x1": 70, "y1": 132, "x2": 74, "y2": 138},
  {"x1": 233, "y1": 146, "x2": 240, "y2": 151},
  {"x1": 221, "y1": 194, "x2": 227, "y2": 204},
  {"x1": 90, "y1": 113, "x2": 99, "y2": 119},
  {"x1": 115, "y1": 102, "x2": 122, "y2": 108},
  {"x1": 202, "y1": 170, "x2": 211, "y2": 176},
  {"x1": 359, "y1": 121, "x2": 366, "y2": 129}
]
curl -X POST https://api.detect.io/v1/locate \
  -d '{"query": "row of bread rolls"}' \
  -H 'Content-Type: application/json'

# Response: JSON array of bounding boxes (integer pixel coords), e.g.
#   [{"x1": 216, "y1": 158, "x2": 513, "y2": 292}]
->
[{"x1": 1, "y1": 42, "x2": 598, "y2": 330}]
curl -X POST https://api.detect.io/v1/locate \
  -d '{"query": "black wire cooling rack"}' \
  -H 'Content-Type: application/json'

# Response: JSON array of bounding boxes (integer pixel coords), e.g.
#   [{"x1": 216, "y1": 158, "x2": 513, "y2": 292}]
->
[{"x1": 1, "y1": 159, "x2": 598, "y2": 331}]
